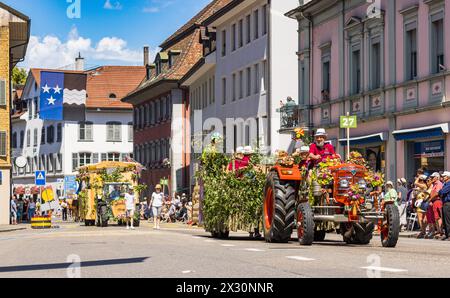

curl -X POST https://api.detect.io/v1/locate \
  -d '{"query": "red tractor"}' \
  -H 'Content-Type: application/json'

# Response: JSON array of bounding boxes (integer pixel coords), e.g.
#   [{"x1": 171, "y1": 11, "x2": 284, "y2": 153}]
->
[{"x1": 263, "y1": 161, "x2": 400, "y2": 247}]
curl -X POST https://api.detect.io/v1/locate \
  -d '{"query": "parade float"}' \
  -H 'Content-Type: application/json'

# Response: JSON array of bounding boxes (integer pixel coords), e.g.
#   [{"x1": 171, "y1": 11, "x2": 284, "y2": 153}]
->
[
  {"x1": 196, "y1": 134, "x2": 267, "y2": 238},
  {"x1": 263, "y1": 129, "x2": 399, "y2": 248},
  {"x1": 76, "y1": 161, "x2": 147, "y2": 227}
]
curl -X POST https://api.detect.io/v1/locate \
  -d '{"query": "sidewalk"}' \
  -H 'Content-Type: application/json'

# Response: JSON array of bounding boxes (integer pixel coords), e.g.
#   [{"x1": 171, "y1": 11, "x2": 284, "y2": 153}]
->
[{"x1": 0, "y1": 225, "x2": 27, "y2": 233}]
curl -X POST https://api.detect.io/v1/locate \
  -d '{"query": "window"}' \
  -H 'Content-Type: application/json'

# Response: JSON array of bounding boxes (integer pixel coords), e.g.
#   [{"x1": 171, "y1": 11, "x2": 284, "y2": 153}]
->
[
  {"x1": 56, "y1": 153, "x2": 63, "y2": 172},
  {"x1": 166, "y1": 96, "x2": 171, "y2": 118},
  {"x1": 254, "y1": 9, "x2": 259, "y2": 40},
  {"x1": 431, "y1": 18, "x2": 444, "y2": 74},
  {"x1": 254, "y1": 64, "x2": 260, "y2": 94},
  {"x1": 0, "y1": 79, "x2": 6, "y2": 106},
  {"x1": 222, "y1": 78, "x2": 227, "y2": 105},
  {"x1": 28, "y1": 99, "x2": 32, "y2": 120},
  {"x1": 322, "y1": 60, "x2": 330, "y2": 95},
  {"x1": 33, "y1": 128, "x2": 38, "y2": 147},
  {"x1": 12, "y1": 132, "x2": 17, "y2": 149},
  {"x1": 262, "y1": 5, "x2": 267, "y2": 35},
  {"x1": 47, "y1": 154, "x2": 54, "y2": 173},
  {"x1": 262, "y1": 60, "x2": 268, "y2": 91},
  {"x1": 78, "y1": 153, "x2": 92, "y2": 167},
  {"x1": 221, "y1": 30, "x2": 226, "y2": 57},
  {"x1": 246, "y1": 15, "x2": 251, "y2": 44},
  {"x1": 371, "y1": 42, "x2": 381, "y2": 89},
  {"x1": 79, "y1": 122, "x2": 93, "y2": 141},
  {"x1": 47, "y1": 125, "x2": 55, "y2": 143},
  {"x1": 232, "y1": 73, "x2": 236, "y2": 101},
  {"x1": 239, "y1": 70, "x2": 244, "y2": 99},
  {"x1": 107, "y1": 122, "x2": 122, "y2": 142},
  {"x1": 41, "y1": 127, "x2": 46, "y2": 145},
  {"x1": 238, "y1": 19, "x2": 243, "y2": 48},
  {"x1": 26, "y1": 130, "x2": 30, "y2": 148},
  {"x1": 133, "y1": 109, "x2": 138, "y2": 128},
  {"x1": 128, "y1": 122, "x2": 133, "y2": 142},
  {"x1": 160, "y1": 98, "x2": 164, "y2": 120},
  {"x1": 57, "y1": 123, "x2": 62, "y2": 142},
  {"x1": 351, "y1": 47, "x2": 361, "y2": 94},
  {"x1": 232, "y1": 24, "x2": 236, "y2": 51},
  {"x1": 155, "y1": 101, "x2": 160, "y2": 122},
  {"x1": 20, "y1": 131, "x2": 24, "y2": 148},
  {"x1": 107, "y1": 152, "x2": 121, "y2": 162},
  {"x1": 34, "y1": 98, "x2": 38, "y2": 118},
  {"x1": 405, "y1": 27, "x2": 417, "y2": 80},
  {"x1": 0, "y1": 131, "x2": 6, "y2": 156},
  {"x1": 109, "y1": 93, "x2": 117, "y2": 99},
  {"x1": 246, "y1": 67, "x2": 251, "y2": 97}
]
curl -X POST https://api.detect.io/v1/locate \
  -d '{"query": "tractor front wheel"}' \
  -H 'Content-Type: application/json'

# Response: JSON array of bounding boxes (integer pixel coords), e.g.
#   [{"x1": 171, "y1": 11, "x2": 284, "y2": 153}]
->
[
  {"x1": 381, "y1": 204, "x2": 400, "y2": 248},
  {"x1": 297, "y1": 202, "x2": 314, "y2": 246}
]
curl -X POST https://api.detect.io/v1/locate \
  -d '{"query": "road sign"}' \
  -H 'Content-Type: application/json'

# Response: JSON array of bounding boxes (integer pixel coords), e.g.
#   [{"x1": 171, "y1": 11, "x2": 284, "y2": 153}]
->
[
  {"x1": 35, "y1": 171, "x2": 46, "y2": 186},
  {"x1": 340, "y1": 116, "x2": 357, "y2": 129}
]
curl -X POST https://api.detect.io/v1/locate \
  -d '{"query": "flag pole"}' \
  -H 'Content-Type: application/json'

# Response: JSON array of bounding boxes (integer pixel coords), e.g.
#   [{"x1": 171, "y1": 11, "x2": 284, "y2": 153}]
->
[{"x1": 347, "y1": 112, "x2": 350, "y2": 161}]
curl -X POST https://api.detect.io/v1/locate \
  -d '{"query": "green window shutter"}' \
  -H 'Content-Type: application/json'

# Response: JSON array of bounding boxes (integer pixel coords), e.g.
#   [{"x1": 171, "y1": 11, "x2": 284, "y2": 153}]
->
[
  {"x1": 0, "y1": 131, "x2": 6, "y2": 156},
  {"x1": 0, "y1": 80, "x2": 6, "y2": 106}
]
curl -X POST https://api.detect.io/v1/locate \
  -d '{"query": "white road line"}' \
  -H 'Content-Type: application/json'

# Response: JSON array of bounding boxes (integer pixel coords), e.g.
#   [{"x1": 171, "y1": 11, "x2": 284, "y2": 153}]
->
[
  {"x1": 244, "y1": 248, "x2": 265, "y2": 252},
  {"x1": 204, "y1": 239, "x2": 216, "y2": 243},
  {"x1": 286, "y1": 256, "x2": 316, "y2": 261},
  {"x1": 192, "y1": 236, "x2": 202, "y2": 239},
  {"x1": 220, "y1": 244, "x2": 236, "y2": 247},
  {"x1": 361, "y1": 266, "x2": 408, "y2": 273},
  {"x1": 182, "y1": 270, "x2": 195, "y2": 274}
]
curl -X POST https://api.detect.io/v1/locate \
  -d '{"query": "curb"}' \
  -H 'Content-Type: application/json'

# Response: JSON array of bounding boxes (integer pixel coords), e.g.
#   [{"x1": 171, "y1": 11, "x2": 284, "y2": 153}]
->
[{"x1": 0, "y1": 227, "x2": 27, "y2": 233}]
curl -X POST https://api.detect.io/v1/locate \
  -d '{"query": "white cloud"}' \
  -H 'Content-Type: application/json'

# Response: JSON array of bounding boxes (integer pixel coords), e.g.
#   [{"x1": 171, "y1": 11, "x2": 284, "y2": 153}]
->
[
  {"x1": 20, "y1": 27, "x2": 155, "y2": 70},
  {"x1": 104, "y1": 0, "x2": 123, "y2": 10},
  {"x1": 143, "y1": 0, "x2": 175, "y2": 13}
]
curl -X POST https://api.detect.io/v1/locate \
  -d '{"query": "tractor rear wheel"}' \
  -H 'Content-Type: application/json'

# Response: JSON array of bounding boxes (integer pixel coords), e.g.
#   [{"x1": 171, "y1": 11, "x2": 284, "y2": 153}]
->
[
  {"x1": 381, "y1": 204, "x2": 400, "y2": 248},
  {"x1": 297, "y1": 202, "x2": 314, "y2": 246},
  {"x1": 263, "y1": 171, "x2": 297, "y2": 243}
]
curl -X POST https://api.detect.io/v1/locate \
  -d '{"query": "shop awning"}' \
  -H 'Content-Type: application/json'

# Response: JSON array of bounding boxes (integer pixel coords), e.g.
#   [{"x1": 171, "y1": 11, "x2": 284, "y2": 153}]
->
[
  {"x1": 339, "y1": 133, "x2": 388, "y2": 146},
  {"x1": 393, "y1": 123, "x2": 449, "y2": 141}
]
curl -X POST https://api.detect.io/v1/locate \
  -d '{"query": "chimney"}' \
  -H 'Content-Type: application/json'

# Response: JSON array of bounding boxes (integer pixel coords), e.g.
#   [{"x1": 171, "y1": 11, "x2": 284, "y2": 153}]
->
[
  {"x1": 144, "y1": 46, "x2": 149, "y2": 66},
  {"x1": 75, "y1": 52, "x2": 85, "y2": 71}
]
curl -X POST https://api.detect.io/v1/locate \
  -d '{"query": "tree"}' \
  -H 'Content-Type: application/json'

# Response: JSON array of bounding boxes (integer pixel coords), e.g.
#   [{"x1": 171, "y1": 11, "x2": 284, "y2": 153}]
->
[{"x1": 12, "y1": 67, "x2": 27, "y2": 86}]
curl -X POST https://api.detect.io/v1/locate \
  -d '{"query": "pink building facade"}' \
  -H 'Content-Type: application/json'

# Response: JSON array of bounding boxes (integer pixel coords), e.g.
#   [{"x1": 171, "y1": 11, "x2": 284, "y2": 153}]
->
[{"x1": 287, "y1": 0, "x2": 450, "y2": 183}]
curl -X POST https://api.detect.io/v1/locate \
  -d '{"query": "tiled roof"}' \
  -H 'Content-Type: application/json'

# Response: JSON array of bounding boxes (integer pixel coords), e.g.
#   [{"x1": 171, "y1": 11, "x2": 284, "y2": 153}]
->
[
  {"x1": 85, "y1": 66, "x2": 146, "y2": 109},
  {"x1": 124, "y1": 0, "x2": 232, "y2": 102},
  {"x1": 159, "y1": 0, "x2": 233, "y2": 49},
  {"x1": 28, "y1": 66, "x2": 146, "y2": 110}
]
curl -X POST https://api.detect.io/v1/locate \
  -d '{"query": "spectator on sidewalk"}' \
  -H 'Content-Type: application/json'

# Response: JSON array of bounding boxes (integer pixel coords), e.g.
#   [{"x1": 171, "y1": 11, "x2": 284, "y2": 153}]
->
[
  {"x1": 397, "y1": 178, "x2": 408, "y2": 230},
  {"x1": 10, "y1": 197, "x2": 18, "y2": 225},
  {"x1": 383, "y1": 181, "x2": 398, "y2": 206},
  {"x1": 16, "y1": 198, "x2": 24, "y2": 224},
  {"x1": 414, "y1": 174, "x2": 429, "y2": 238},
  {"x1": 427, "y1": 173, "x2": 443, "y2": 239},
  {"x1": 438, "y1": 171, "x2": 450, "y2": 241}
]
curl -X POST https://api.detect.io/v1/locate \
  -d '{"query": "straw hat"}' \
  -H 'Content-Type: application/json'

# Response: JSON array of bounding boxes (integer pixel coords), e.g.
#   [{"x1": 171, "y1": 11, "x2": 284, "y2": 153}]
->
[
  {"x1": 315, "y1": 128, "x2": 327, "y2": 137},
  {"x1": 155, "y1": 184, "x2": 162, "y2": 189}
]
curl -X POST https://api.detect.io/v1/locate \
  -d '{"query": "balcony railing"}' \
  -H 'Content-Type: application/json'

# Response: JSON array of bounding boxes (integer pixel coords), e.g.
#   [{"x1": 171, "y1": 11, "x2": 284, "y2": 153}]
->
[{"x1": 277, "y1": 104, "x2": 308, "y2": 132}]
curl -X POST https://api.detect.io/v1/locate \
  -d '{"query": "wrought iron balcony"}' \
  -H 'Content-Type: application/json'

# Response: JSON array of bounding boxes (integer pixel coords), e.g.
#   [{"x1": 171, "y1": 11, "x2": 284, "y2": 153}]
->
[{"x1": 277, "y1": 104, "x2": 308, "y2": 132}]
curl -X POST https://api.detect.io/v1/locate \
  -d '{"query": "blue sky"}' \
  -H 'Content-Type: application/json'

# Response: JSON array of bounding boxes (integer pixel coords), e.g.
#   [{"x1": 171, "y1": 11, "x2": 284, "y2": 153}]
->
[{"x1": 4, "y1": 0, "x2": 212, "y2": 69}]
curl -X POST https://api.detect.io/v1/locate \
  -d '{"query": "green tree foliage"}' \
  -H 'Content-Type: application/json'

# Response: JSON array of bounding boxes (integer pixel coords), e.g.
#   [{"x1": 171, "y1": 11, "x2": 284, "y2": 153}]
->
[
  {"x1": 197, "y1": 145, "x2": 266, "y2": 233},
  {"x1": 12, "y1": 67, "x2": 27, "y2": 86}
]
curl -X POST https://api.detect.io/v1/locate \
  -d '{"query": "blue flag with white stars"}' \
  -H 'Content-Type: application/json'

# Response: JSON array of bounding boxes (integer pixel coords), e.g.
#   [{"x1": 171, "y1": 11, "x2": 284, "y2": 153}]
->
[{"x1": 39, "y1": 71, "x2": 64, "y2": 121}]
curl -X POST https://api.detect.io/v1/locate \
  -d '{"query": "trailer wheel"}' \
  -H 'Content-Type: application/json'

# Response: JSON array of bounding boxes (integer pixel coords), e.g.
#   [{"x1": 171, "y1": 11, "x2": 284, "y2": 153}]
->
[
  {"x1": 354, "y1": 223, "x2": 374, "y2": 245},
  {"x1": 263, "y1": 172, "x2": 297, "y2": 243},
  {"x1": 381, "y1": 204, "x2": 400, "y2": 248},
  {"x1": 297, "y1": 202, "x2": 314, "y2": 246}
]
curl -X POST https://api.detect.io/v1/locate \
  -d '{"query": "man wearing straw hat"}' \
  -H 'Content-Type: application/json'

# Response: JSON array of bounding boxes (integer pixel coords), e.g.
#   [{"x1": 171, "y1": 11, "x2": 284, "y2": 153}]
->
[{"x1": 309, "y1": 128, "x2": 336, "y2": 167}]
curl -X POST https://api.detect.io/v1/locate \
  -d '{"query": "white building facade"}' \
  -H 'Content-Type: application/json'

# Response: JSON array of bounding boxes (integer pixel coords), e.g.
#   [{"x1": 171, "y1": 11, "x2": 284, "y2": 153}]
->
[{"x1": 12, "y1": 69, "x2": 136, "y2": 197}]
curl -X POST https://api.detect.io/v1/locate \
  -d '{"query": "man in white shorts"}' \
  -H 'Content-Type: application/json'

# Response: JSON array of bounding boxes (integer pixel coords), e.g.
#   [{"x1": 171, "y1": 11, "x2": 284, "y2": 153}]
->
[{"x1": 125, "y1": 188, "x2": 136, "y2": 230}]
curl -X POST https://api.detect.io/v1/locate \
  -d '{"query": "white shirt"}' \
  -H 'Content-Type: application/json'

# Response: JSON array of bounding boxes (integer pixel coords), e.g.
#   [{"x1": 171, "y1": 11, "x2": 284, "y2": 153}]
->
[
  {"x1": 125, "y1": 193, "x2": 135, "y2": 210},
  {"x1": 151, "y1": 192, "x2": 164, "y2": 207}
]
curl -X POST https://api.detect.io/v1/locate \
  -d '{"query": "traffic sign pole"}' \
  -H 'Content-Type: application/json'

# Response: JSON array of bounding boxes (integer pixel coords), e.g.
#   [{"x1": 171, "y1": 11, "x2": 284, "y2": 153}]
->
[{"x1": 347, "y1": 112, "x2": 350, "y2": 161}]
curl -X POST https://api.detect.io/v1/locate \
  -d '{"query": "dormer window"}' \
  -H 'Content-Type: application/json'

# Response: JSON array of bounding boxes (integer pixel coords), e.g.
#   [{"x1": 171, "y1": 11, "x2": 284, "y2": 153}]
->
[
  {"x1": 168, "y1": 50, "x2": 181, "y2": 68},
  {"x1": 109, "y1": 93, "x2": 117, "y2": 99}
]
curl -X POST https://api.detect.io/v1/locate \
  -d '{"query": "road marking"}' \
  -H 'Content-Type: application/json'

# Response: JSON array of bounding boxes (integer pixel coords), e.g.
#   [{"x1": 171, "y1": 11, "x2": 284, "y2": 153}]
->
[
  {"x1": 244, "y1": 248, "x2": 264, "y2": 252},
  {"x1": 204, "y1": 239, "x2": 216, "y2": 243},
  {"x1": 361, "y1": 266, "x2": 408, "y2": 273},
  {"x1": 192, "y1": 236, "x2": 202, "y2": 239},
  {"x1": 220, "y1": 244, "x2": 236, "y2": 247},
  {"x1": 182, "y1": 270, "x2": 196, "y2": 274},
  {"x1": 286, "y1": 256, "x2": 316, "y2": 261}
]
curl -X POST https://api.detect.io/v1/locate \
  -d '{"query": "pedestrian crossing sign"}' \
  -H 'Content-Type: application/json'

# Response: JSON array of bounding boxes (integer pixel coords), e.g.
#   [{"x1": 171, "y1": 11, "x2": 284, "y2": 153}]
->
[{"x1": 35, "y1": 171, "x2": 46, "y2": 186}]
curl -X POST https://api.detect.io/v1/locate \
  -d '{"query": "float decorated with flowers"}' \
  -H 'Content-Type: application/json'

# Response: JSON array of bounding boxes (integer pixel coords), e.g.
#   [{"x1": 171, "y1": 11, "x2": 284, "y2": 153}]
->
[{"x1": 263, "y1": 128, "x2": 399, "y2": 248}]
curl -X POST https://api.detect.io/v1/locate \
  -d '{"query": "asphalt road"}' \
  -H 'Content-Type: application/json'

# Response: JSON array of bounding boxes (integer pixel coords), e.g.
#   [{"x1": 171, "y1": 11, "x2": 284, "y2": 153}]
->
[{"x1": 0, "y1": 222, "x2": 449, "y2": 278}]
